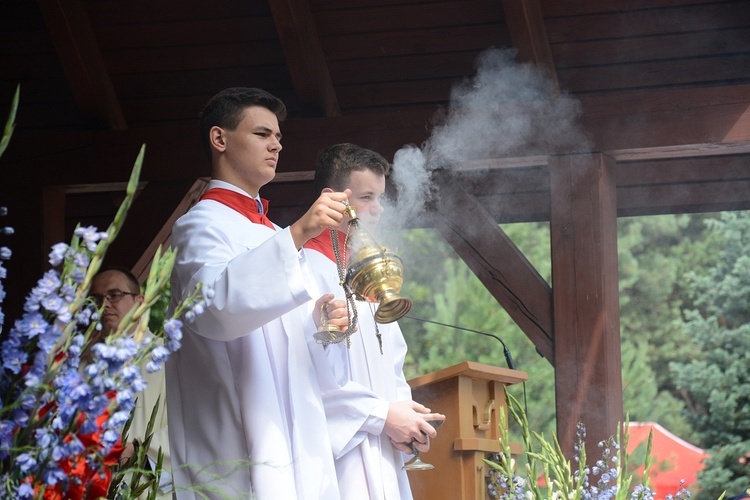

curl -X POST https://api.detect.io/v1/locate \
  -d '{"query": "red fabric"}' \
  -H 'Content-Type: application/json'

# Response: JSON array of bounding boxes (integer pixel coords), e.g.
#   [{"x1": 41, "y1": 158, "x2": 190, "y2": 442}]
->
[
  {"x1": 200, "y1": 187, "x2": 275, "y2": 230},
  {"x1": 304, "y1": 229, "x2": 348, "y2": 264},
  {"x1": 626, "y1": 422, "x2": 709, "y2": 498}
]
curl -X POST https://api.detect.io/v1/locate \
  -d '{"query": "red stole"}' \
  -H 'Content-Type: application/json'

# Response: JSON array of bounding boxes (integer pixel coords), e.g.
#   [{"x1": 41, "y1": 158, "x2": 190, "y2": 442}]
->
[
  {"x1": 200, "y1": 188, "x2": 274, "y2": 230},
  {"x1": 304, "y1": 229, "x2": 347, "y2": 264}
]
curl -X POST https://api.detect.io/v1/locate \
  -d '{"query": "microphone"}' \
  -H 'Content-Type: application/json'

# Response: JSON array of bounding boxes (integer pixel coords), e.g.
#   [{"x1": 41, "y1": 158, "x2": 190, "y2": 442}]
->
[{"x1": 403, "y1": 316, "x2": 515, "y2": 370}]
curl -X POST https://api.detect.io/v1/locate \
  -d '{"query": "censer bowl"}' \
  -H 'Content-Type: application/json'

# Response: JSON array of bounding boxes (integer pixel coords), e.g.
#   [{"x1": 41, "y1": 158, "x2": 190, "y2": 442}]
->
[{"x1": 346, "y1": 249, "x2": 412, "y2": 323}]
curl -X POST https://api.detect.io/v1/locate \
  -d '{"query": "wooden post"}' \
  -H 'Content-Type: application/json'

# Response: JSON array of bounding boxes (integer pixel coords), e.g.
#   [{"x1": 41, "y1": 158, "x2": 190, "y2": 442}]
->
[{"x1": 548, "y1": 152, "x2": 623, "y2": 459}]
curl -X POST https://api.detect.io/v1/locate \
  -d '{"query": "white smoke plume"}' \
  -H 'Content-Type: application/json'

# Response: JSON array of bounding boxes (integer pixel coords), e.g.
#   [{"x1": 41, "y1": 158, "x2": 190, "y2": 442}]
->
[{"x1": 380, "y1": 46, "x2": 591, "y2": 233}]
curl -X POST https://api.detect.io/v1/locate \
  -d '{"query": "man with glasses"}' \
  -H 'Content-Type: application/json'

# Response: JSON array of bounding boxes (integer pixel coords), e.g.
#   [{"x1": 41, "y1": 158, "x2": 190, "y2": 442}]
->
[
  {"x1": 89, "y1": 267, "x2": 173, "y2": 497},
  {"x1": 89, "y1": 268, "x2": 141, "y2": 339}
]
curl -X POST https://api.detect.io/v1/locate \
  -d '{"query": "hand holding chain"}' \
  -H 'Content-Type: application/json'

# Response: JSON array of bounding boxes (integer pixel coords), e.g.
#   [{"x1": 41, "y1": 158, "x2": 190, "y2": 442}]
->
[{"x1": 314, "y1": 201, "x2": 359, "y2": 347}]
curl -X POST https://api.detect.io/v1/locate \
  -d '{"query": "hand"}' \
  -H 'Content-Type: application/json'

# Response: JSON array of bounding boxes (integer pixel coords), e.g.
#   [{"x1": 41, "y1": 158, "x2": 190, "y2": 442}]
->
[
  {"x1": 118, "y1": 440, "x2": 136, "y2": 467},
  {"x1": 313, "y1": 294, "x2": 354, "y2": 333},
  {"x1": 383, "y1": 400, "x2": 446, "y2": 445},
  {"x1": 390, "y1": 437, "x2": 431, "y2": 454},
  {"x1": 290, "y1": 189, "x2": 352, "y2": 248}
]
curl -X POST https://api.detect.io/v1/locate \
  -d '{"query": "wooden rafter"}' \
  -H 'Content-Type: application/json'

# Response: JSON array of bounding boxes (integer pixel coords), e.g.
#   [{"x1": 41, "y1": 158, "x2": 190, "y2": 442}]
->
[
  {"x1": 130, "y1": 178, "x2": 209, "y2": 282},
  {"x1": 427, "y1": 169, "x2": 554, "y2": 361},
  {"x1": 267, "y1": 0, "x2": 341, "y2": 117},
  {"x1": 500, "y1": 0, "x2": 558, "y2": 85},
  {"x1": 36, "y1": 0, "x2": 126, "y2": 130}
]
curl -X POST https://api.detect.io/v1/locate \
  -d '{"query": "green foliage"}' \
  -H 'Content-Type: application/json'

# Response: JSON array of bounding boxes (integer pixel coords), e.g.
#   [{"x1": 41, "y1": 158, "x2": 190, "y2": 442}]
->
[
  {"x1": 0, "y1": 85, "x2": 18, "y2": 158},
  {"x1": 398, "y1": 218, "x2": 704, "y2": 444},
  {"x1": 109, "y1": 398, "x2": 166, "y2": 499},
  {"x1": 399, "y1": 224, "x2": 558, "y2": 437},
  {"x1": 484, "y1": 393, "x2": 689, "y2": 499},
  {"x1": 617, "y1": 214, "x2": 720, "y2": 394},
  {"x1": 620, "y1": 340, "x2": 696, "y2": 442},
  {"x1": 147, "y1": 282, "x2": 171, "y2": 334},
  {"x1": 669, "y1": 212, "x2": 750, "y2": 499}
]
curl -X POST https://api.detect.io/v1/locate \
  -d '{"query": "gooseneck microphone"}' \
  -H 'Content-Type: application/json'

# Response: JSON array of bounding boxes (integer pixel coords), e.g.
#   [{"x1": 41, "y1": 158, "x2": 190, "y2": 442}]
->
[{"x1": 403, "y1": 316, "x2": 515, "y2": 370}]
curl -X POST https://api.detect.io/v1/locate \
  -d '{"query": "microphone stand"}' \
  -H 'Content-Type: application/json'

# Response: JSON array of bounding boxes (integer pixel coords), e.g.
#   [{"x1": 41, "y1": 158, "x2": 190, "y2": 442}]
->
[
  {"x1": 402, "y1": 315, "x2": 530, "y2": 426},
  {"x1": 403, "y1": 316, "x2": 515, "y2": 370}
]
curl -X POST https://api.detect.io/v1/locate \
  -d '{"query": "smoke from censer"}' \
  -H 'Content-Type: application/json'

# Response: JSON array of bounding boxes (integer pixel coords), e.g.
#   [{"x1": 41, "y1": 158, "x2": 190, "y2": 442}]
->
[{"x1": 380, "y1": 47, "x2": 591, "y2": 234}]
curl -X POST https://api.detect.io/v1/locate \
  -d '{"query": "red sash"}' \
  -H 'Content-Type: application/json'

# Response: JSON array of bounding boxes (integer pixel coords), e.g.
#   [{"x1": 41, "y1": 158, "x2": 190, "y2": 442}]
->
[
  {"x1": 200, "y1": 188, "x2": 274, "y2": 230},
  {"x1": 304, "y1": 229, "x2": 347, "y2": 264}
]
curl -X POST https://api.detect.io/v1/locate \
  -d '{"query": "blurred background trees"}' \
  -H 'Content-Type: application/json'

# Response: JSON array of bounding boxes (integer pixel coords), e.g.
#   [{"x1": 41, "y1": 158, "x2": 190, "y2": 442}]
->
[{"x1": 394, "y1": 210, "x2": 750, "y2": 496}]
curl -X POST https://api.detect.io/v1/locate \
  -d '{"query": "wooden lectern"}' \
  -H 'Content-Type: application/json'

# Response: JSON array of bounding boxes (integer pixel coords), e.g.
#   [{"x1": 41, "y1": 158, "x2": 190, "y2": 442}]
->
[{"x1": 407, "y1": 361, "x2": 528, "y2": 500}]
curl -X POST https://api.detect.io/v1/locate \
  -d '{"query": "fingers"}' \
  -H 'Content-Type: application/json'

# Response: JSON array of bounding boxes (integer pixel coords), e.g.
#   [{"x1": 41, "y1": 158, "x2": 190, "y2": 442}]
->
[
  {"x1": 391, "y1": 439, "x2": 414, "y2": 455},
  {"x1": 314, "y1": 294, "x2": 335, "y2": 311},
  {"x1": 316, "y1": 190, "x2": 351, "y2": 225},
  {"x1": 417, "y1": 412, "x2": 445, "y2": 439},
  {"x1": 325, "y1": 300, "x2": 350, "y2": 331},
  {"x1": 410, "y1": 401, "x2": 431, "y2": 414},
  {"x1": 314, "y1": 297, "x2": 351, "y2": 332},
  {"x1": 291, "y1": 190, "x2": 352, "y2": 248},
  {"x1": 384, "y1": 400, "x2": 446, "y2": 444},
  {"x1": 313, "y1": 294, "x2": 335, "y2": 329},
  {"x1": 420, "y1": 423, "x2": 437, "y2": 439},
  {"x1": 411, "y1": 439, "x2": 430, "y2": 453}
]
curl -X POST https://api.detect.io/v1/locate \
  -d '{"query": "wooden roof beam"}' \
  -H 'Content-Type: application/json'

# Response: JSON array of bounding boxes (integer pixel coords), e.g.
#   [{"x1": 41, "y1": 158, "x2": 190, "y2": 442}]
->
[
  {"x1": 267, "y1": 0, "x2": 341, "y2": 117},
  {"x1": 36, "y1": 0, "x2": 127, "y2": 130},
  {"x1": 500, "y1": 0, "x2": 558, "y2": 86},
  {"x1": 427, "y1": 169, "x2": 554, "y2": 361}
]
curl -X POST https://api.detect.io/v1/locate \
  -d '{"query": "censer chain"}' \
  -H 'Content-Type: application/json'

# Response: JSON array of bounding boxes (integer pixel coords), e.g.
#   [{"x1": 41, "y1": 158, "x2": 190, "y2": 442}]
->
[{"x1": 330, "y1": 221, "x2": 358, "y2": 348}]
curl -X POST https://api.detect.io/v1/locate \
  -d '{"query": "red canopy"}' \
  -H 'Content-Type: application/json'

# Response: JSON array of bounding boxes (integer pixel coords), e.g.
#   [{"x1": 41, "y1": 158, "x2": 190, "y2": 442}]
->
[{"x1": 627, "y1": 422, "x2": 709, "y2": 498}]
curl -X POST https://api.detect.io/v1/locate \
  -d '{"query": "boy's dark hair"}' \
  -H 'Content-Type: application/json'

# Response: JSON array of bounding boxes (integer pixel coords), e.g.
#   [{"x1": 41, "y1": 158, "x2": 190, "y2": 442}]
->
[
  {"x1": 95, "y1": 266, "x2": 141, "y2": 294},
  {"x1": 199, "y1": 87, "x2": 287, "y2": 159},
  {"x1": 313, "y1": 143, "x2": 390, "y2": 194}
]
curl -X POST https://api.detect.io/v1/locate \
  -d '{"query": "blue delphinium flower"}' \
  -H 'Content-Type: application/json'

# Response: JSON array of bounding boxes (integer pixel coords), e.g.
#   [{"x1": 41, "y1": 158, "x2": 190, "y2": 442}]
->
[
  {"x1": 0, "y1": 221, "x2": 208, "y2": 495},
  {"x1": 36, "y1": 323, "x2": 63, "y2": 354},
  {"x1": 15, "y1": 452, "x2": 38, "y2": 474},
  {"x1": 15, "y1": 480, "x2": 34, "y2": 499},
  {"x1": 37, "y1": 270, "x2": 61, "y2": 295},
  {"x1": 40, "y1": 463, "x2": 67, "y2": 486},
  {"x1": 0, "y1": 419, "x2": 13, "y2": 459},
  {"x1": 25, "y1": 312, "x2": 48, "y2": 338},
  {"x1": 72, "y1": 251, "x2": 90, "y2": 269},
  {"x1": 72, "y1": 267, "x2": 86, "y2": 283},
  {"x1": 23, "y1": 350, "x2": 47, "y2": 387},
  {"x1": 1, "y1": 337, "x2": 27, "y2": 374},
  {"x1": 164, "y1": 318, "x2": 183, "y2": 352},
  {"x1": 147, "y1": 345, "x2": 170, "y2": 372},
  {"x1": 48, "y1": 242, "x2": 69, "y2": 266},
  {"x1": 74, "y1": 225, "x2": 108, "y2": 252}
]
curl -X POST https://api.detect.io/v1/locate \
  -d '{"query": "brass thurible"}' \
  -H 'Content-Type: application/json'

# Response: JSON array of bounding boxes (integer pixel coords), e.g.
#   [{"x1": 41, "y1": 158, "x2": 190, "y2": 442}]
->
[{"x1": 345, "y1": 206, "x2": 412, "y2": 323}]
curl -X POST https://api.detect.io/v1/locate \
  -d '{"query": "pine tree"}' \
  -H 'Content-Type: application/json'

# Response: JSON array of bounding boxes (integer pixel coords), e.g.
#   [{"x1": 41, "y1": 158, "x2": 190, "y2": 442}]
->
[{"x1": 670, "y1": 211, "x2": 750, "y2": 499}]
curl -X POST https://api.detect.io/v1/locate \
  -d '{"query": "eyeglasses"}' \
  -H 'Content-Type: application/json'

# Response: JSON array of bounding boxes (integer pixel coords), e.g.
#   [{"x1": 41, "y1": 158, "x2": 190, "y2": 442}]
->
[{"x1": 91, "y1": 290, "x2": 138, "y2": 306}]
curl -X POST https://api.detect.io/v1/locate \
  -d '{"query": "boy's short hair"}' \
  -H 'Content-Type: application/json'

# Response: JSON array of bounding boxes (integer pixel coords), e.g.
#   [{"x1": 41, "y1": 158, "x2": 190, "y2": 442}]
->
[
  {"x1": 314, "y1": 143, "x2": 390, "y2": 194},
  {"x1": 200, "y1": 87, "x2": 287, "y2": 159}
]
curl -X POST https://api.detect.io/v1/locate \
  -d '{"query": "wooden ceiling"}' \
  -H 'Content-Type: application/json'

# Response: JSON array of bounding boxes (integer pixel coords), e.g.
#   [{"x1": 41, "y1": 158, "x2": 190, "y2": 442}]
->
[
  {"x1": 2, "y1": 0, "x2": 748, "y2": 225},
  {"x1": 1, "y1": 0, "x2": 750, "y2": 458}
]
